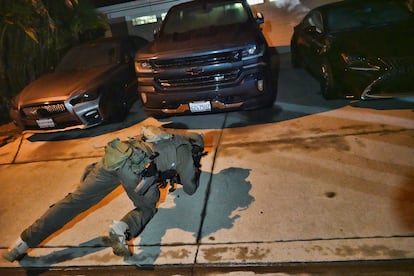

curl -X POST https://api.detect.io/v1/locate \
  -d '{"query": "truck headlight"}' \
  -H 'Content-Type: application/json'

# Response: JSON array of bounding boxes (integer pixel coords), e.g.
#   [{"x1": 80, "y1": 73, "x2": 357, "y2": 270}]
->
[{"x1": 242, "y1": 44, "x2": 263, "y2": 58}]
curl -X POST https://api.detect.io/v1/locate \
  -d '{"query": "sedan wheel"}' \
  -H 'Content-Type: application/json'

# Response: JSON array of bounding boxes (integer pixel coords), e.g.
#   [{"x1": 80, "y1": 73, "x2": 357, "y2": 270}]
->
[
  {"x1": 290, "y1": 48, "x2": 301, "y2": 68},
  {"x1": 320, "y1": 62, "x2": 338, "y2": 99}
]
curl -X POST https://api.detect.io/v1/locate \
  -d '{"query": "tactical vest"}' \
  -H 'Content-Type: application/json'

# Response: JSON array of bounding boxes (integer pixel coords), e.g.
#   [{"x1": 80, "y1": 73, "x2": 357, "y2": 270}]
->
[{"x1": 102, "y1": 132, "x2": 203, "y2": 173}]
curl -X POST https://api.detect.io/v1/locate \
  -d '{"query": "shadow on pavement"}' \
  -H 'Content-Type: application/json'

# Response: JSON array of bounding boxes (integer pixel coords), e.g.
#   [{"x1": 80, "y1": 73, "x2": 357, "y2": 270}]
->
[
  {"x1": 350, "y1": 97, "x2": 414, "y2": 110},
  {"x1": 12, "y1": 167, "x2": 253, "y2": 268},
  {"x1": 125, "y1": 167, "x2": 254, "y2": 266}
]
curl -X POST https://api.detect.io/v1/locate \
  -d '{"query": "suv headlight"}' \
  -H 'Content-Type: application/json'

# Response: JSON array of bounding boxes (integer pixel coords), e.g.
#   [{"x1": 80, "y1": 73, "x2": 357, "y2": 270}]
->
[
  {"x1": 70, "y1": 90, "x2": 99, "y2": 106},
  {"x1": 341, "y1": 53, "x2": 385, "y2": 71},
  {"x1": 135, "y1": 60, "x2": 154, "y2": 73}
]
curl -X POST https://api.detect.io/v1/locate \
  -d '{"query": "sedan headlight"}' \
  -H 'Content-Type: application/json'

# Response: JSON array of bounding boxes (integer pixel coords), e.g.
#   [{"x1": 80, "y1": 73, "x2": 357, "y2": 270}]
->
[
  {"x1": 135, "y1": 60, "x2": 154, "y2": 73},
  {"x1": 70, "y1": 90, "x2": 99, "y2": 106},
  {"x1": 341, "y1": 53, "x2": 385, "y2": 71}
]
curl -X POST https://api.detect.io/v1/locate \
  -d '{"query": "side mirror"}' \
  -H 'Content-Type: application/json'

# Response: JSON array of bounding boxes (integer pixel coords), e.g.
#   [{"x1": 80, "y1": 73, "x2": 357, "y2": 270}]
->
[
  {"x1": 256, "y1": 12, "x2": 264, "y2": 25},
  {"x1": 306, "y1": 25, "x2": 322, "y2": 34}
]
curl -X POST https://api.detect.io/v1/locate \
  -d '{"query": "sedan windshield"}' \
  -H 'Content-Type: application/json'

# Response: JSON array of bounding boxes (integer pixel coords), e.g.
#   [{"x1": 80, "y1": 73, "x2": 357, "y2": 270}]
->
[
  {"x1": 56, "y1": 42, "x2": 120, "y2": 71},
  {"x1": 161, "y1": 1, "x2": 249, "y2": 35},
  {"x1": 327, "y1": 2, "x2": 413, "y2": 32}
]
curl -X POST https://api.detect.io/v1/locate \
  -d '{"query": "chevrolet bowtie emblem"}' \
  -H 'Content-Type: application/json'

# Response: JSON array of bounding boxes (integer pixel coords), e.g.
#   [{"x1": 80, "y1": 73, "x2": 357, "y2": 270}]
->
[{"x1": 186, "y1": 67, "x2": 204, "y2": 76}]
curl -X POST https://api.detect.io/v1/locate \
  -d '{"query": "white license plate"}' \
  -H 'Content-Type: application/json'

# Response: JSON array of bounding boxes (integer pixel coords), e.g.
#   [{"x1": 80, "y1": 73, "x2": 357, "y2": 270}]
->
[
  {"x1": 36, "y1": 118, "x2": 55, "y2": 128},
  {"x1": 189, "y1": 101, "x2": 211, "y2": 113}
]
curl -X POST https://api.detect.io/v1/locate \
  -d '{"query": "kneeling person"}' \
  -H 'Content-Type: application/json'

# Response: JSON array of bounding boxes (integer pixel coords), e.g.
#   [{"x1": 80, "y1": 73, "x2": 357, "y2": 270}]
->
[{"x1": 4, "y1": 126, "x2": 205, "y2": 261}]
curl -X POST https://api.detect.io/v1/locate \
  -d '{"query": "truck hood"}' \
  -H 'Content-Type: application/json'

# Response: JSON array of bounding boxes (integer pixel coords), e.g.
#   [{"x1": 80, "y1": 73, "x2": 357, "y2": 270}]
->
[
  {"x1": 137, "y1": 23, "x2": 263, "y2": 59},
  {"x1": 15, "y1": 65, "x2": 115, "y2": 106}
]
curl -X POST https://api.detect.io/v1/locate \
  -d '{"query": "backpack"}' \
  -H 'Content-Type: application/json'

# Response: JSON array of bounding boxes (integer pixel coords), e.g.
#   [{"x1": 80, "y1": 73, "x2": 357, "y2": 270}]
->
[{"x1": 103, "y1": 126, "x2": 205, "y2": 173}]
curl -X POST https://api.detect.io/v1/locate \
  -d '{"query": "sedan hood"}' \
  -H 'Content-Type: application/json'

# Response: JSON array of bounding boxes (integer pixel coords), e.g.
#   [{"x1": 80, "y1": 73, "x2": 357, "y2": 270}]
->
[
  {"x1": 137, "y1": 23, "x2": 263, "y2": 59},
  {"x1": 15, "y1": 65, "x2": 116, "y2": 106},
  {"x1": 331, "y1": 21, "x2": 414, "y2": 57}
]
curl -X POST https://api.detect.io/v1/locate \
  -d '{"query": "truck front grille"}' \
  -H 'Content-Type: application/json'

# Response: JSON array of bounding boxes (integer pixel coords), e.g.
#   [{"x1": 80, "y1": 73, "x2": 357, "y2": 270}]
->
[
  {"x1": 157, "y1": 69, "x2": 240, "y2": 88},
  {"x1": 151, "y1": 50, "x2": 241, "y2": 69}
]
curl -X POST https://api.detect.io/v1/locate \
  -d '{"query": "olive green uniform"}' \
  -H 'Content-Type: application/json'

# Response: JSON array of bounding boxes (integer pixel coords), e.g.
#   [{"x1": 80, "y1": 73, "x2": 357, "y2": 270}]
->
[{"x1": 21, "y1": 132, "x2": 203, "y2": 248}]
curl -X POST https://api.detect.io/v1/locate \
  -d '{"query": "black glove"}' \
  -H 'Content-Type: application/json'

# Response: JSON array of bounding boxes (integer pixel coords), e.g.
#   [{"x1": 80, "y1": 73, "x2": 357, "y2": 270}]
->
[
  {"x1": 191, "y1": 145, "x2": 206, "y2": 168},
  {"x1": 142, "y1": 161, "x2": 157, "y2": 177},
  {"x1": 157, "y1": 169, "x2": 179, "y2": 190}
]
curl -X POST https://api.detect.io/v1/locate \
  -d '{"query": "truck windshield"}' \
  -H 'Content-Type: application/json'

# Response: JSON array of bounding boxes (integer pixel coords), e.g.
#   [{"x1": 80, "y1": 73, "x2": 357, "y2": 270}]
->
[{"x1": 161, "y1": 1, "x2": 248, "y2": 35}]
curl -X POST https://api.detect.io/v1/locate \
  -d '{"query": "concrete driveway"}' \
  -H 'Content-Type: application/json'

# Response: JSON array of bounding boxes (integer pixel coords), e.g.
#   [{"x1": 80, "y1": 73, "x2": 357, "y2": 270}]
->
[{"x1": 0, "y1": 51, "x2": 413, "y2": 274}]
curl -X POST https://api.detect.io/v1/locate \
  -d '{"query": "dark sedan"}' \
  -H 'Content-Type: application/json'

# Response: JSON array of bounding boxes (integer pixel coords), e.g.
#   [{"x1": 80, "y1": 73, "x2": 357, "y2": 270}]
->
[
  {"x1": 9, "y1": 36, "x2": 148, "y2": 131},
  {"x1": 290, "y1": 0, "x2": 414, "y2": 100}
]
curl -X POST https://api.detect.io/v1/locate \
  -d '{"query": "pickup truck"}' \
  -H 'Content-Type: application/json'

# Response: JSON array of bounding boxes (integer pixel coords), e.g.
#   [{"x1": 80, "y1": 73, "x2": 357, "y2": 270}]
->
[{"x1": 134, "y1": 0, "x2": 279, "y2": 118}]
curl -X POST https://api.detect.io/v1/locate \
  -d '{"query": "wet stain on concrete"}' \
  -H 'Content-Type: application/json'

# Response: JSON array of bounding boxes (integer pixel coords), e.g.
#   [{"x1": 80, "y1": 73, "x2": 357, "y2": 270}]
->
[
  {"x1": 306, "y1": 244, "x2": 409, "y2": 258},
  {"x1": 394, "y1": 178, "x2": 414, "y2": 230},
  {"x1": 325, "y1": 192, "x2": 336, "y2": 198},
  {"x1": 353, "y1": 137, "x2": 366, "y2": 148},
  {"x1": 159, "y1": 248, "x2": 191, "y2": 259},
  {"x1": 201, "y1": 247, "x2": 227, "y2": 261},
  {"x1": 220, "y1": 125, "x2": 411, "y2": 157},
  {"x1": 221, "y1": 135, "x2": 351, "y2": 156},
  {"x1": 202, "y1": 246, "x2": 270, "y2": 262}
]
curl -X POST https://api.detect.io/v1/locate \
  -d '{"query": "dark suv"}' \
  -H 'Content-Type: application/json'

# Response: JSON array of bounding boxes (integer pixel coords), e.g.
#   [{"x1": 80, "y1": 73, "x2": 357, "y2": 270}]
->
[{"x1": 134, "y1": 0, "x2": 278, "y2": 117}]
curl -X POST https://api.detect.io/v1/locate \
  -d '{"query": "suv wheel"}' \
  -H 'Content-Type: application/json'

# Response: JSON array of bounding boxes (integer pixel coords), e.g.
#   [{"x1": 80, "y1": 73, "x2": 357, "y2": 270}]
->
[{"x1": 102, "y1": 89, "x2": 128, "y2": 122}]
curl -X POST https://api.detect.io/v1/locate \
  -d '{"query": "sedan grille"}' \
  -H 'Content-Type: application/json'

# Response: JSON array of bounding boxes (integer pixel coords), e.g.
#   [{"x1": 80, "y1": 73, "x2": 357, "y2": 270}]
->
[
  {"x1": 22, "y1": 103, "x2": 67, "y2": 119},
  {"x1": 369, "y1": 56, "x2": 414, "y2": 94},
  {"x1": 151, "y1": 50, "x2": 241, "y2": 69},
  {"x1": 388, "y1": 56, "x2": 414, "y2": 74}
]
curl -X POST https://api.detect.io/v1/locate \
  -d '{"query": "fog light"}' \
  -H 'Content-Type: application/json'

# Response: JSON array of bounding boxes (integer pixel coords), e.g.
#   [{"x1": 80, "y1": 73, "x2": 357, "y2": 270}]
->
[
  {"x1": 257, "y1": 79, "x2": 264, "y2": 92},
  {"x1": 83, "y1": 109, "x2": 101, "y2": 124},
  {"x1": 85, "y1": 110, "x2": 99, "y2": 119},
  {"x1": 141, "y1": 93, "x2": 147, "y2": 104}
]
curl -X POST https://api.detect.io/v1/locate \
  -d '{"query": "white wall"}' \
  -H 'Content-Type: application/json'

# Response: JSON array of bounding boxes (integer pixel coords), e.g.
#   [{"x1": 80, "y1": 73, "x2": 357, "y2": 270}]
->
[{"x1": 250, "y1": 0, "x2": 339, "y2": 48}]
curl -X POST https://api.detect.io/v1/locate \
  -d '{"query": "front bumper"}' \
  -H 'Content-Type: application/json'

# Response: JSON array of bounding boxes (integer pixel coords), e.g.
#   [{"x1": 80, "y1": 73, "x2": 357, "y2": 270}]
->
[
  {"x1": 342, "y1": 56, "x2": 414, "y2": 100},
  {"x1": 10, "y1": 98, "x2": 104, "y2": 132},
  {"x1": 140, "y1": 72, "x2": 273, "y2": 116}
]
